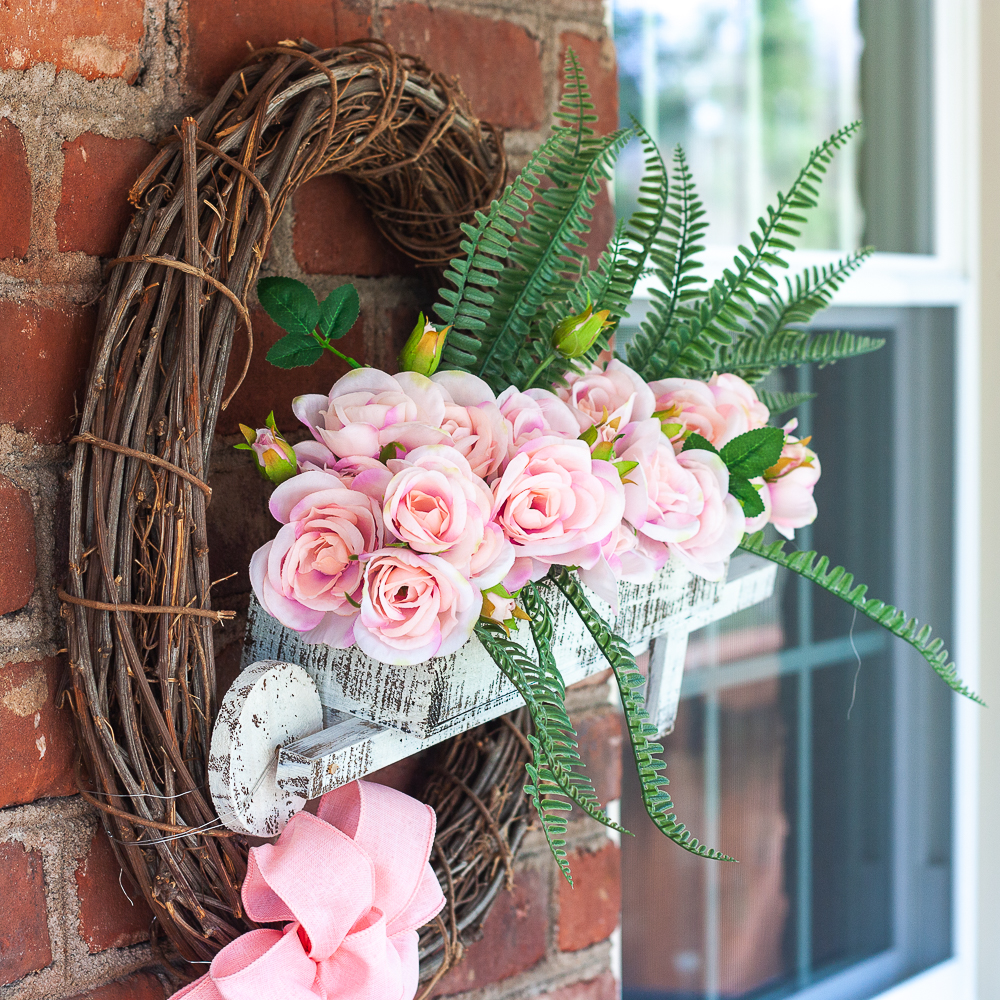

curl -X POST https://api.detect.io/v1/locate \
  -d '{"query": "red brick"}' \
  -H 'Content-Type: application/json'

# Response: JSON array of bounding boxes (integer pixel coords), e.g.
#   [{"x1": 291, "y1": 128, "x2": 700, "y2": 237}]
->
[
  {"x1": 432, "y1": 865, "x2": 548, "y2": 995},
  {"x1": 382, "y1": 6, "x2": 545, "y2": 130},
  {"x1": 0, "y1": 477, "x2": 35, "y2": 614},
  {"x1": 572, "y1": 707, "x2": 623, "y2": 807},
  {"x1": 67, "y1": 972, "x2": 165, "y2": 1000},
  {"x1": 559, "y1": 33, "x2": 618, "y2": 136},
  {"x1": 76, "y1": 829, "x2": 153, "y2": 952},
  {"x1": 557, "y1": 842, "x2": 621, "y2": 952},
  {"x1": 0, "y1": 841, "x2": 51, "y2": 985},
  {"x1": 0, "y1": 120, "x2": 31, "y2": 259},
  {"x1": 216, "y1": 302, "x2": 366, "y2": 435},
  {"x1": 0, "y1": 300, "x2": 95, "y2": 443},
  {"x1": 543, "y1": 972, "x2": 618, "y2": 1000},
  {"x1": 186, "y1": 0, "x2": 373, "y2": 95},
  {"x1": 0, "y1": 1, "x2": 144, "y2": 81},
  {"x1": 57, "y1": 134, "x2": 153, "y2": 256},
  {"x1": 294, "y1": 175, "x2": 415, "y2": 276},
  {"x1": 0, "y1": 659, "x2": 77, "y2": 808}
]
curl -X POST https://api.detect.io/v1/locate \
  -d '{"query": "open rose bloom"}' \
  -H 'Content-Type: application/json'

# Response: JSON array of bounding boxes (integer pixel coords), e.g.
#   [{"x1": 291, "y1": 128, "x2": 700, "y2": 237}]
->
[{"x1": 248, "y1": 362, "x2": 819, "y2": 665}]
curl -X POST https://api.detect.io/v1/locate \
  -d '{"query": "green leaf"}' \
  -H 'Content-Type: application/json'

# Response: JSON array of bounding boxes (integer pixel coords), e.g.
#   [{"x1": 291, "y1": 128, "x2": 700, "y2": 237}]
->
[
  {"x1": 318, "y1": 284, "x2": 360, "y2": 341},
  {"x1": 719, "y1": 427, "x2": 785, "y2": 478},
  {"x1": 757, "y1": 389, "x2": 817, "y2": 416},
  {"x1": 257, "y1": 276, "x2": 320, "y2": 337},
  {"x1": 549, "y1": 566, "x2": 735, "y2": 862},
  {"x1": 738, "y1": 531, "x2": 986, "y2": 705},
  {"x1": 728, "y1": 476, "x2": 764, "y2": 517},
  {"x1": 681, "y1": 432, "x2": 719, "y2": 455},
  {"x1": 265, "y1": 332, "x2": 324, "y2": 369}
]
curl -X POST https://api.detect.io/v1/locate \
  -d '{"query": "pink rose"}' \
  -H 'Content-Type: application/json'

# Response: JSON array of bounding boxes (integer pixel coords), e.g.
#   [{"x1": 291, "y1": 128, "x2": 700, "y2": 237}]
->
[
  {"x1": 492, "y1": 436, "x2": 626, "y2": 587},
  {"x1": 667, "y1": 449, "x2": 745, "y2": 581},
  {"x1": 293, "y1": 369, "x2": 450, "y2": 460},
  {"x1": 249, "y1": 471, "x2": 384, "y2": 647},
  {"x1": 481, "y1": 590, "x2": 517, "y2": 627},
  {"x1": 647, "y1": 373, "x2": 768, "y2": 451},
  {"x1": 383, "y1": 445, "x2": 513, "y2": 586},
  {"x1": 355, "y1": 548, "x2": 479, "y2": 665},
  {"x1": 647, "y1": 377, "x2": 728, "y2": 450},
  {"x1": 707, "y1": 373, "x2": 770, "y2": 443},
  {"x1": 764, "y1": 422, "x2": 820, "y2": 539},
  {"x1": 616, "y1": 419, "x2": 704, "y2": 545},
  {"x1": 497, "y1": 386, "x2": 580, "y2": 454},
  {"x1": 558, "y1": 359, "x2": 655, "y2": 434},
  {"x1": 431, "y1": 371, "x2": 510, "y2": 481}
]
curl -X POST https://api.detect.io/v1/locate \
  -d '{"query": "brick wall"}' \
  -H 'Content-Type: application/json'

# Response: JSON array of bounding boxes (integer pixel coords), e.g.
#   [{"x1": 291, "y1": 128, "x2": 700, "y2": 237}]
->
[{"x1": 0, "y1": 2, "x2": 620, "y2": 999}]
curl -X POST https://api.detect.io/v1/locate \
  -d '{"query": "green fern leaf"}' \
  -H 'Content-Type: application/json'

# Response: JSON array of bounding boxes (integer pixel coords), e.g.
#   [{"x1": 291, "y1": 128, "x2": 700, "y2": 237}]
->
[
  {"x1": 644, "y1": 123, "x2": 862, "y2": 381},
  {"x1": 555, "y1": 48, "x2": 599, "y2": 154},
  {"x1": 756, "y1": 389, "x2": 817, "y2": 416},
  {"x1": 474, "y1": 611, "x2": 626, "y2": 883},
  {"x1": 707, "y1": 329, "x2": 885, "y2": 384},
  {"x1": 626, "y1": 145, "x2": 707, "y2": 379},
  {"x1": 549, "y1": 567, "x2": 736, "y2": 861},
  {"x1": 738, "y1": 532, "x2": 984, "y2": 705}
]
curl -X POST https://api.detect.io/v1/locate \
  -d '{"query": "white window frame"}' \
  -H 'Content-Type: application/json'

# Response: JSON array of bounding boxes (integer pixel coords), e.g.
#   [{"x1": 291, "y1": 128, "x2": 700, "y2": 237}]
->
[{"x1": 610, "y1": 0, "x2": 982, "y2": 995}]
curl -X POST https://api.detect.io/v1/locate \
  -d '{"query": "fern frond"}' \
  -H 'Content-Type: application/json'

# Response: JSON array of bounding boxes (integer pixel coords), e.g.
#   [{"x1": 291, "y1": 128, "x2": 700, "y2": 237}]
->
[
  {"x1": 706, "y1": 329, "x2": 885, "y2": 384},
  {"x1": 521, "y1": 583, "x2": 625, "y2": 830},
  {"x1": 738, "y1": 532, "x2": 984, "y2": 704},
  {"x1": 549, "y1": 567, "x2": 736, "y2": 861},
  {"x1": 626, "y1": 145, "x2": 707, "y2": 379},
  {"x1": 479, "y1": 127, "x2": 633, "y2": 391},
  {"x1": 675, "y1": 249, "x2": 877, "y2": 380},
  {"x1": 554, "y1": 48, "x2": 599, "y2": 154},
  {"x1": 570, "y1": 122, "x2": 670, "y2": 336},
  {"x1": 474, "y1": 612, "x2": 625, "y2": 883},
  {"x1": 436, "y1": 132, "x2": 563, "y2": 372},
  {"x1": 757, "y1": 389, "x2": 817, "y2": 416},
  {"x1": 644, "y1": 123, "x2": 862, "y2": 381}
]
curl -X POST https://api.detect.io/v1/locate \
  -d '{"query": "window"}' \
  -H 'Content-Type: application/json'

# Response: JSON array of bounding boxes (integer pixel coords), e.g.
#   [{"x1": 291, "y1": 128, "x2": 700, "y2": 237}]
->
[{"x1": 610, "y1": 1, "x2": 978, "y2": 997}]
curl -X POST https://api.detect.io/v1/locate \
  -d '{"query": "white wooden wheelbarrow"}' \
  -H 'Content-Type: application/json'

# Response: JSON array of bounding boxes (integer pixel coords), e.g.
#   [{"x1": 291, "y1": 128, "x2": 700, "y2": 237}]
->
[{"x1": 209, "y1": 554, "x2": 776, "y2": 835}]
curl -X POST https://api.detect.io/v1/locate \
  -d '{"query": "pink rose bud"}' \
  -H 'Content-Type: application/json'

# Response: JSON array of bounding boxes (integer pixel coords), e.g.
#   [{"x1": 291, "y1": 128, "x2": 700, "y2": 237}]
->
[
  {"x1": 235, "y1": 412, "x2": 298, "y2": 485},
  {"x1": 398, "y1": 312, "x2": 449, "y2": 376}
]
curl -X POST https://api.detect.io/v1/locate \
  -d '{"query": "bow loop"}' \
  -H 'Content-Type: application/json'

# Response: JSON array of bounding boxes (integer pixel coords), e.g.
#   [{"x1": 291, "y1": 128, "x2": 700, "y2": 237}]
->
[
  {"x1": 172, "y1": 781, "x2": 445, "y2": 1000},
  {"x1": 316, "y1": 781, "x2": 444, "y2": 936}
]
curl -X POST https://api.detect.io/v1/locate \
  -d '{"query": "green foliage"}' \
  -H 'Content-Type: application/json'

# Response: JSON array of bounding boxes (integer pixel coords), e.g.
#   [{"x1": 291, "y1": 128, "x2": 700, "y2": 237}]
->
[
  {"x1": 710, "y1": 329, "x2": 886, "y2": 384},
  {"x1": 631, "y1": 123, "x2": 863, "y2": 382},
  {"x1": 436, "y1": 50, "x2": 635, "y2": 393},
  {"x1": 474, "y1": 594, "x2": 625, "y2": 883},
  {"x1": 680, "y1": 249, "x2": 879, "y2": 381},
  {"x1": 625, "y1": 145, "x2": 707, "y2": 379},
  {"x1": 739, "y1": 532, "x2": 985, "y2": 705},
  {"x1": 757, "y1": 388, "x2": 816, "y2": 416},
  {"x1": 258, "y1": 276, "x2": 361, "y2": 370},
  {"x1": 549, "y1": 567, "x2": 735, "y2": 861},
  {"x1": 682, "y1": 427, "x2": 784, "y2": 517}
]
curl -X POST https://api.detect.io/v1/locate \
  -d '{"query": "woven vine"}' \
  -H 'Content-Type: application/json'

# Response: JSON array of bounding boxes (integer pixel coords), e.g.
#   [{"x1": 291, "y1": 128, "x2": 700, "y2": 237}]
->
[{"x1": 62, "y1": 39, "x2": 530, "y2": 986}]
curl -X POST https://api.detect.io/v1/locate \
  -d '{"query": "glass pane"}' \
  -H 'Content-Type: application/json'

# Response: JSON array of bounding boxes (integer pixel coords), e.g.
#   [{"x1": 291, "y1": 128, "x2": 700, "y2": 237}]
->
[
  {"x1": 620, "y1": 309, "x2": 954, "y2": 999},
  {"x1": 611, "y1": 0, "x2": 934, "y2": 253},
  {"x1": 613, "y1": 0, "x2": 863, "y2": 250}
]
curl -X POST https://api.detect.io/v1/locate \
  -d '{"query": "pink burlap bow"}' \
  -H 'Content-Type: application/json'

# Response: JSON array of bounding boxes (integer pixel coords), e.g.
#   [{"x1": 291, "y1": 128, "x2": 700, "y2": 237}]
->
[{"x1": 172, "y1": 780, "x2": 446, "y2": 1000}]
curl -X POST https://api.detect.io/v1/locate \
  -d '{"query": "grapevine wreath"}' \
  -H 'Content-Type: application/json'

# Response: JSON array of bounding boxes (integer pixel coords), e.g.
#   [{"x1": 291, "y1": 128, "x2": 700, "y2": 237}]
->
[
  {"x1": 62, "y1": 32, "x2": 979, "y2": 997},
  {"x1": 62, "y1": 39, "x2": 526, "y2": 989}
]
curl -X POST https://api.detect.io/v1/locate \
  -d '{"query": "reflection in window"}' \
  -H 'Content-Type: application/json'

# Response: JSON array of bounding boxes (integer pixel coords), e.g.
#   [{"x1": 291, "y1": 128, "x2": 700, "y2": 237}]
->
[
  {"x1": 613, "y1": 0, "x2": 862, "y2": 250},
  {"x1": 620, "y1": 310, "x2": 954, "y2": 999}
]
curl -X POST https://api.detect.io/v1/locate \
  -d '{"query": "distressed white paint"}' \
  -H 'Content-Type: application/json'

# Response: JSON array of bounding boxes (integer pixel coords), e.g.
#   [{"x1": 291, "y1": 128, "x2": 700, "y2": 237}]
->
[
  {"x1": 243, "y1": 559, "x2": 723, "y2": 738},
  {"x1": 645, "y1": 554, "x2": 778, "y2": 735},
  {"x1": 208, "y1": 660, "x2": 324, "y2": 836},
  {"x1": 216, "y1": 556, "x2": 777, "y2": 831}
]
